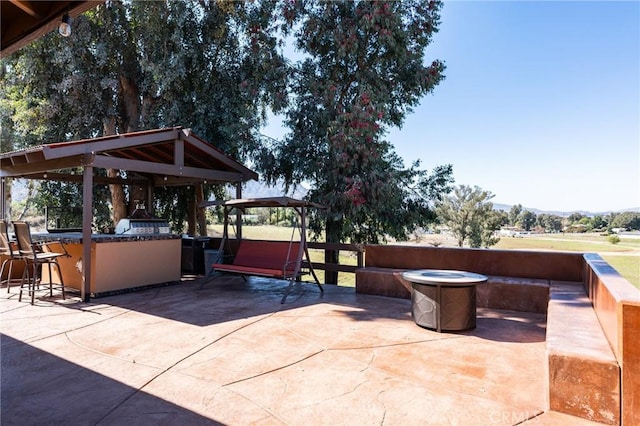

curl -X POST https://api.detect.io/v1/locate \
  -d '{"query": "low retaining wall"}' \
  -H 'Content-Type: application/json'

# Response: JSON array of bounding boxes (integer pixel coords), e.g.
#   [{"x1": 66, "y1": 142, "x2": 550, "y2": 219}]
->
[{"x1": 362, "y1": 245, "x2": 584, "y2": 281}]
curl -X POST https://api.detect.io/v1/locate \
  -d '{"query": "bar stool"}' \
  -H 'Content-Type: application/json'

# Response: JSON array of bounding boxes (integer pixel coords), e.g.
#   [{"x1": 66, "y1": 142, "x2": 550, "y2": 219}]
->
[
  {"x1": 12, "y1": 221, "x2": 68, "y2": 305},
  {"x1": 0, "y1": 219, "x2": 26, "y2": 293}
]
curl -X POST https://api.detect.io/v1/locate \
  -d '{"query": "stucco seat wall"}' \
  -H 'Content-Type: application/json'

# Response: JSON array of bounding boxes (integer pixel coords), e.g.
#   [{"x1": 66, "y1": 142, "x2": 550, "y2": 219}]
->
[{"x1": 546, "y1": 281, "x2": 620, "y2": 424}]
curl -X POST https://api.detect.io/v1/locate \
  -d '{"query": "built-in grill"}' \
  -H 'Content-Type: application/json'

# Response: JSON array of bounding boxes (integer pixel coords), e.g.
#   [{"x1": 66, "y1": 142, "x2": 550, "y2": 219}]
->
[
  {"x1": 115, "y1": 218, "x2": 171, "y2": 235},
  {"x1": 115, "y1": 202, "x2": 170, "y2": 235}
]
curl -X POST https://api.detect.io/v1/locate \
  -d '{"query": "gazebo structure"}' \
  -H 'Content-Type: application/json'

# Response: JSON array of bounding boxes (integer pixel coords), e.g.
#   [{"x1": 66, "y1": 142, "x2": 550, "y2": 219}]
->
[{"x1": 0, "y1": 126, "x2": 258, "y2": 301}]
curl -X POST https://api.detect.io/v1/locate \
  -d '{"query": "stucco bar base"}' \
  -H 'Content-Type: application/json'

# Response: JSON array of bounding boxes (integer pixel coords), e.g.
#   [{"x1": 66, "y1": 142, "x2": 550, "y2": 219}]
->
[{"x1": 43, "y1": 237, "x2": 181, "y2": 296}]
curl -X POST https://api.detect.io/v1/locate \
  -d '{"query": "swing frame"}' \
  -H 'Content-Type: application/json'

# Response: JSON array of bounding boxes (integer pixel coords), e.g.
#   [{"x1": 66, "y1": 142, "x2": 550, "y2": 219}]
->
[{"x1": 202, "y1": 197, "x2": 323, "y2": 303}]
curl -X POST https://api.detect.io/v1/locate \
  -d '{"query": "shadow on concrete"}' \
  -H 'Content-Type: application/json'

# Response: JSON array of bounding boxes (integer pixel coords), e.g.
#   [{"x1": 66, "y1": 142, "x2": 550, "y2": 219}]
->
[
  {"x1": 466, "y1": 313, "x2": 546, "y2": 343},
  {"x1": 54, "y1": 276, "x2": 545, "y2": 345},
  {"x1": 57, "y1": 276, "x2": 348, "y2": 327},
  {"x1": 0, "y1": 334, "x2": 223, "y2": 425}
]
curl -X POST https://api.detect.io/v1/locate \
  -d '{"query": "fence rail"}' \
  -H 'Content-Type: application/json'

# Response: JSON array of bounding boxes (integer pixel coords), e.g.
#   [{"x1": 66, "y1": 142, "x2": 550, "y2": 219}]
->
[{"x1": 209, "y1": 238, "x2": 364, "y2": 284}]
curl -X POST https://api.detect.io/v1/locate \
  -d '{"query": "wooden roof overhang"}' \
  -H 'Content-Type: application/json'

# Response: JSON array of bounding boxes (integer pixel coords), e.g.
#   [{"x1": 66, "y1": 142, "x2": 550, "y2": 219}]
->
[
  {"x1": 0, "y1": 126, "x2": 258, "y2": 185},
  {"x1": 1, "y1": 1, "x2": 104, "y2": 57}
]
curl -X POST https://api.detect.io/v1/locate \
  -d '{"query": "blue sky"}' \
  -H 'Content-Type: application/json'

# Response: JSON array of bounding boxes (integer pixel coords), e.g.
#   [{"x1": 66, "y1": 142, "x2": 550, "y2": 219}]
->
[{"x1": 262, "y1": 1, "x2": 640, "y2": 213}]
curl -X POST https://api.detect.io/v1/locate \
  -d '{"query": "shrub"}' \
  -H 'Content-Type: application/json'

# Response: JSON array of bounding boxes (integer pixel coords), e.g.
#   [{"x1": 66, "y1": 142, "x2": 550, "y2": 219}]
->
[{"x1": 608, "y1": 235, "x2": 621, "y2": 245}]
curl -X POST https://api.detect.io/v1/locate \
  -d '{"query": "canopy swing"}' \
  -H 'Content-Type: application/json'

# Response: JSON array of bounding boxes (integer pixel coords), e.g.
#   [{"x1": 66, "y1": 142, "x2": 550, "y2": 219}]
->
[{"x1": 201, "y1": 197, "x2": 323, "y2": 303}]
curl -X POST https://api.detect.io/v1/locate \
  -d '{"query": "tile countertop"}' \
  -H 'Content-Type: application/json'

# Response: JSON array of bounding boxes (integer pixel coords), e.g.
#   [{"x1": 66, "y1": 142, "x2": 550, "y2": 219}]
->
[{"x1": 31, "y1": 232, "x2": 181, "y2": 244}]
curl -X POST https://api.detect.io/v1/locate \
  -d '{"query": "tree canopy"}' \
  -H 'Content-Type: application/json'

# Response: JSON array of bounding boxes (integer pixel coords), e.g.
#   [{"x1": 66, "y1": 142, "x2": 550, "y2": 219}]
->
[
  {"x1": 611, "y1": 212, "x2": 640, "y2": 231},
  {"x1": 258, "y1": 0, "x2": 452, "y2": 244},
  {"x1": 2, "y1": 0, "x2": 452, "y2": 245},
  {"x1": 436, "y1": 185, "x2": 502, "y2": 248}
]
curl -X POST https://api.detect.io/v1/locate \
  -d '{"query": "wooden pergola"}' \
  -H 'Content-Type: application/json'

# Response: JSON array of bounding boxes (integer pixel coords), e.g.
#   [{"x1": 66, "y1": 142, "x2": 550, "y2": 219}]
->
[{"x1": 0, "y1": 127, "x2": 258, "y2": 301}]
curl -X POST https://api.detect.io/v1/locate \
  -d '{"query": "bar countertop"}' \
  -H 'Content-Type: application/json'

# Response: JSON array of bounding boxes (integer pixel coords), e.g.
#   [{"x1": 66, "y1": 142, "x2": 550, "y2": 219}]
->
[{"x1": 32, "y1": 232, "x2": 181, "y2": 244}]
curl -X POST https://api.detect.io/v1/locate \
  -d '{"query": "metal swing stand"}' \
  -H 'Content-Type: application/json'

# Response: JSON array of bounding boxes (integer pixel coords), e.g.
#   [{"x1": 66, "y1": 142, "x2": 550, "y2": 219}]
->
[{"x1": 199, "y1": 197, "x2": 323, "y2": 303}]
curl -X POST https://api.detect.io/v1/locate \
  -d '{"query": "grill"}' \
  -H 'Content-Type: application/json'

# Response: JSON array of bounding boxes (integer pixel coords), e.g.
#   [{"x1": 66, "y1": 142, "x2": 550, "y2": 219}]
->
[
  {"x1": 115, "y1": 218, "x2": 170, "y2": 235},
  {"x1": 114, "y1": 202, "x2": 170, "y2": 235}
]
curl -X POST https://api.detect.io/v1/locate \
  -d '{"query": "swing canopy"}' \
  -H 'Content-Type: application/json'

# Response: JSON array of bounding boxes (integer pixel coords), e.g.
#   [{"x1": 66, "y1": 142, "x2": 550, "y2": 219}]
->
[{"x1": 200, "y1": 196, "x2": 323, "y2": 210}]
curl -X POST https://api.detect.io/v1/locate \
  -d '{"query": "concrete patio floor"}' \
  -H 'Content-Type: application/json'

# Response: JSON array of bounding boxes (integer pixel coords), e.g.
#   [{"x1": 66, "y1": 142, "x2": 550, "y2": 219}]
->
[{"x1": 1, "y1": 276, "x2": 605, "y2": 425}]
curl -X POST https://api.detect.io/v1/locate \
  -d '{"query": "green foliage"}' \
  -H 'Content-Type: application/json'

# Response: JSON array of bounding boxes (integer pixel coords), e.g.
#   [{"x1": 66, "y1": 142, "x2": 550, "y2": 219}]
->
[
  {"x1": 436, "y1": 185, "x2": 501, "y2": 248},
  {"x1": 519, "y1": 210, "x2": 537, "y2": 231},
  {"x1": 608, "y1": 234, "x2": 621, "y2": 245},
  {"x1": 508, "y1": 204, "x2": 522, "y2": 226},
  {"x1": 259, "y1": 0, "x2": 450, "y2": 244},
  {"x1": 590, "y1": 215, "x2": 607, "y2": 230},
  {"x1": 507, "y1": 206, "x2": 538, "y2": 231},
  {"x1": 610, "y1": 211, "x2": 640, "y2": 231},
  {"x1": 567, "y1": 212, "x2": 584, "y2": 223},
  {"x1": 536, "y1": 213, "x2": 563, "y2": 232},
  {"x1": 29, "y1": 174, "x2": 112, "y2": 231}
]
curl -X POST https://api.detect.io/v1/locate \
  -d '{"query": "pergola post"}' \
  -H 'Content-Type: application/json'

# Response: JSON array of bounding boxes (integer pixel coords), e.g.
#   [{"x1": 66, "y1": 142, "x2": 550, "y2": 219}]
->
[
  {"x1": 0, "y1": 177, "x2": 6, "y2": 220},
  {"x1": 82, "y1": 164, "x2": 93, "y2": 303},
  {"x1": 235, "y1": 183, "x2": 242, "y2": 240}
]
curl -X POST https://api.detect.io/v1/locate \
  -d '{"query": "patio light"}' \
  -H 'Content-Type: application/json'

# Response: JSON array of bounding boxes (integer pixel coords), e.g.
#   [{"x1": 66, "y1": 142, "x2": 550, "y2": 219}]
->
[{"x1": 59, "y1": 13, "x2": 71, "y2": 37}]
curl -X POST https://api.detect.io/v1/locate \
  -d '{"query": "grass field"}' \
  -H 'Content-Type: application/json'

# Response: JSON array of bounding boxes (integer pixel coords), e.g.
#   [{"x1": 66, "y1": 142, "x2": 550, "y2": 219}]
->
[
  {"x1": 600, "y1": 255, "x2": 640, "y2": 289},
  {"x1": 494, "y1": 233, "x2": 640, "y2": 289},
  {"x1": 208, "y1": 225, "x2": 640, "y2": 290}
]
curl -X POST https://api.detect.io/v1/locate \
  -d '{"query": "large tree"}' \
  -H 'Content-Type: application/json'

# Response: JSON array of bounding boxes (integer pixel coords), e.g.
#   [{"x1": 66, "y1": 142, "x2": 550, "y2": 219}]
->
[
  {"x1": 259, "y1": 0, "x2": 452, "y2": 250},
  {"x1": 436, "y1": 185, "x2": 501, "y2": 248},
  {"x1": 519, "y1": 210, "x2": 537, "y2": 232},
  {"x1": 1, "y1": 1, "x2": 288, "y2": 233},
  {"x1": 611, "y1": 212, "x2": 640, "y2": 231}
]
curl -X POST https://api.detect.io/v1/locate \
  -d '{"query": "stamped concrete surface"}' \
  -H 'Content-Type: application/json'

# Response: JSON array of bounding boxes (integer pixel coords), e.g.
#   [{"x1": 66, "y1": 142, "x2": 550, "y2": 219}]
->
[{"x1": 1, "y1": 277, "x2": 605, "y2": 425}]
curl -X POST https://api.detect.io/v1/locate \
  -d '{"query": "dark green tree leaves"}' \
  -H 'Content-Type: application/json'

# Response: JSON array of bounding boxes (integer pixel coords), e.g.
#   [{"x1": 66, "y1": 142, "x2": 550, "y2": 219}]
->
[{"x1": 260, "y1": 0, "x2": 451, "y2": 244}]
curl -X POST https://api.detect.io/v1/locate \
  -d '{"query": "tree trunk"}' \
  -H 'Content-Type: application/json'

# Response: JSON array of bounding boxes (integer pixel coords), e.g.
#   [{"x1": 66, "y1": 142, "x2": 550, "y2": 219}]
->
[
  {"x1": 3, "y1": 179, "x2": 12, "y2": 220},
  {"x1": 107, "y1": 74, "x2": 142, "y2": 223},
  {"x1": 195, "y1": 183, "x2": 207, "y2": 236},
  {"x1": 103, "y1": 117, "x2": 128, "y2": 226},
  {"x1": 119, "y1": 75, "x2": 140, "y2": 132},
  {"x1": 107, "y1": 170, "x2": 128, "y2": 224},
  {"x1": 324, "y1": 218, "x2": 341, "y2": 285}
]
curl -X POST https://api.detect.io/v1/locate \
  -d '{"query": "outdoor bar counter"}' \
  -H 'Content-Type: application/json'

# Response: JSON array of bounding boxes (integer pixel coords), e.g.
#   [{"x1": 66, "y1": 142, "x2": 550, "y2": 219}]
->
[{"x1": 35, "y1": 233, "x2": 181, "y2": 296}]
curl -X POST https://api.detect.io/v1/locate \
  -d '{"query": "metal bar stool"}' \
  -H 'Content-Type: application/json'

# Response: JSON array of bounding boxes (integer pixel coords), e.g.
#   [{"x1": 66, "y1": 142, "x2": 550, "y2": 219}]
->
[
  {"x1": 12, "y1": 221, "x2": 69, "y2": 305},
  {"x1": 0, "y1": 219, "x2": 27, "y2": 293}
]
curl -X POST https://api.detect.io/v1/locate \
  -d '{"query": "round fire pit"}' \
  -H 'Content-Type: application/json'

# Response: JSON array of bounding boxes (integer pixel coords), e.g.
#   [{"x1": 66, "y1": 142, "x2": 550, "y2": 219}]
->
[{"x1": 402, "y1": 269, "x2": 488, "y2": 332}]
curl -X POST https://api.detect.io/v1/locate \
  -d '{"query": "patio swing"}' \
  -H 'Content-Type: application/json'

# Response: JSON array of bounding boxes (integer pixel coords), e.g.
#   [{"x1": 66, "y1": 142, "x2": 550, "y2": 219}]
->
[{"x1": 201, "y1": 197, "x2": 323, "y2": 303}]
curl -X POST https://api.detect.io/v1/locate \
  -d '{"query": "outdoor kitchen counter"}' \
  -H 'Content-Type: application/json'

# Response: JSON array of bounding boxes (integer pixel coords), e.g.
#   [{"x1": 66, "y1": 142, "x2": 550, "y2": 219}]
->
[
  {"x1": 35, "y1": 233, "x2": 182, "y2": 296},
  {"x1": 32, "y1": 232, "x2": 180, "y2": 243}
]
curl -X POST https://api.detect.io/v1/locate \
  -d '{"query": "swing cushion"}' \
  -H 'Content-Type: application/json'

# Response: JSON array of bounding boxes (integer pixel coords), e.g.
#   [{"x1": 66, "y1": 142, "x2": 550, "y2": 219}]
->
[{"x1": 213, "y1": 240, "x2": 301, "y2": 279}]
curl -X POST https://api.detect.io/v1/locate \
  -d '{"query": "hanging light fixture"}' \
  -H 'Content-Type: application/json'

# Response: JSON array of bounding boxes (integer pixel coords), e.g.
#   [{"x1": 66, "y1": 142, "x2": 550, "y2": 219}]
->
[{"x1": 59, "y1": 13, "x2": 72, "y2": 37}]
